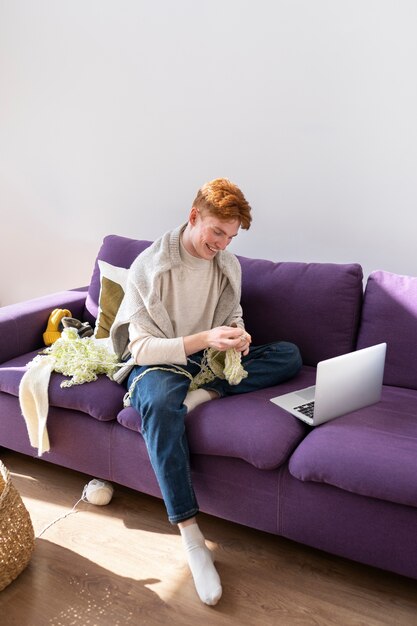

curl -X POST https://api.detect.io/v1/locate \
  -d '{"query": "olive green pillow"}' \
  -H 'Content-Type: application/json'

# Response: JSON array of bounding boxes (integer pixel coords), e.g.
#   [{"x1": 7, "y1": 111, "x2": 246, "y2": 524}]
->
[{"x1": 94, "y1": 260, "x2": 128, "y2": 339}]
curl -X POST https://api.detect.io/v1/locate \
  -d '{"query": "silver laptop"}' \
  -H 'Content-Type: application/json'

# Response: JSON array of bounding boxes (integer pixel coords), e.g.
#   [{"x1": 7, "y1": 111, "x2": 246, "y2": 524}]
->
[{"x1": 270, "y1": 343, "x2": 386, "y2": 426}]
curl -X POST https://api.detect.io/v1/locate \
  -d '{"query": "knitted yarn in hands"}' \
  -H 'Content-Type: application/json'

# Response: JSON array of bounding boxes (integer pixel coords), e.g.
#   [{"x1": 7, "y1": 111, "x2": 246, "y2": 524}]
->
[
  {"x1": 190, "y1": 348, "x2": 248, "y2": 389},
  {"x1": 223, "y1": 349, "x2": 249, "y2": 385}
]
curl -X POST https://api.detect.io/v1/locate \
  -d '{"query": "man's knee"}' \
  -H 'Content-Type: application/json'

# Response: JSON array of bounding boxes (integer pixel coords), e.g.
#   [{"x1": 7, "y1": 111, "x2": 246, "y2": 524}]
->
[
  {"x1": 131, "y1": 370, "x2": 188, "y2": 414},
  {"x1": 281, "y1": 341, "x2": 303, "y2": 375}
]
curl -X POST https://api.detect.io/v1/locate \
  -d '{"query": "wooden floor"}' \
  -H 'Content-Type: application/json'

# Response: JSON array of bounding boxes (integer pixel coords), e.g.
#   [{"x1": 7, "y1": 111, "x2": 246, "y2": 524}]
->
[{"x1": 1, "y1": 450, "x2": 417, "y2": 626}]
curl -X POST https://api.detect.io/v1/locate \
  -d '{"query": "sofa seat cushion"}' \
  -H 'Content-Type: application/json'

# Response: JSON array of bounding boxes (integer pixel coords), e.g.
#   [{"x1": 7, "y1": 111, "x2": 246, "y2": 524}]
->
[
  {"x1": 289, "y1": 385, "x2": 417, "y2": 508},
  {"x1": 357, "y1": 270, "x2": 417, "y2": 390},
  {"x1": 0, "y1": 350, "x2": 126, "y2": 421},
  {"x1": 117, "y1": 368, "x2": 317, "y2": 470}
]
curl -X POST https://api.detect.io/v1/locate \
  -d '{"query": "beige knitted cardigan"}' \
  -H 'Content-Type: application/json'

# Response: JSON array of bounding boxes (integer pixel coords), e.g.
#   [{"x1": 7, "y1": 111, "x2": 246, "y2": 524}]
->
[{"x1": 110, "y1": 223, "x2": 244, "y2": 380}]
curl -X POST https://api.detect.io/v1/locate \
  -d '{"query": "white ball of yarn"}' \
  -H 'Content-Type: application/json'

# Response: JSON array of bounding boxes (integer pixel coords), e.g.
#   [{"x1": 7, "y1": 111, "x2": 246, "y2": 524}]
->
[{"x1": 84, "y1": 479, "x2": 114, "y2": 506}]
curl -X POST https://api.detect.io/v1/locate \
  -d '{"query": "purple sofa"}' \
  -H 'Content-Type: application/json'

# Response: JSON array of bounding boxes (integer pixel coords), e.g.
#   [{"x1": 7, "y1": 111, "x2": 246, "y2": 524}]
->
[{"x1": 1, "y1": 234, "x2": 417, "y2": 581}]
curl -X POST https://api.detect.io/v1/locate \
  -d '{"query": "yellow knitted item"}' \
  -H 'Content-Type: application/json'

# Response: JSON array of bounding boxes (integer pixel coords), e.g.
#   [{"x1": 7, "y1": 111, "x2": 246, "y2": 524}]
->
[
  {"x1": 190, "y1": 348, "x2": 248, "y2": 390},
  {"x1": 43, "y1": 308, "x2": 72, "y2": 346},
  {"x1": 223, "y1": 349, "x2": 249, "y2": 385}
]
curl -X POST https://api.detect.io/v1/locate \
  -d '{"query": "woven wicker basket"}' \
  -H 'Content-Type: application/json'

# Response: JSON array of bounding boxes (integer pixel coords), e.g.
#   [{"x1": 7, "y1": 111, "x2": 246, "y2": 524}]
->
[{"x1": 0, "y1": 459, "x2": 35, "y2": 591}]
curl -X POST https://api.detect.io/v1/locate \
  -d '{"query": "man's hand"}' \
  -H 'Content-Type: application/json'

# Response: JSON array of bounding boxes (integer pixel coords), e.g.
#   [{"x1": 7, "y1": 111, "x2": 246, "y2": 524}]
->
[
  {"x1": 206, "y1": 326, "x2": 252, "y2": 355},
  {"x1": 183, "y1": 326, "x2": 252, "y2": 357}
]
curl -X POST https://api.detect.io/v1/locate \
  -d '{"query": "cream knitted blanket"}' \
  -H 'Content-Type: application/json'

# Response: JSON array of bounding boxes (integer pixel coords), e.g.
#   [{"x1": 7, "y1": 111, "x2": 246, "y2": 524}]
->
[{"x1": 19, "y1": 356, "x2": 54, "y2": 456}]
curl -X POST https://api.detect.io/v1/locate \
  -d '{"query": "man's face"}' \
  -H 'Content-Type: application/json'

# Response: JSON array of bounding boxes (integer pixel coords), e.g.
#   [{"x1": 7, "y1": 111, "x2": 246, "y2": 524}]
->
[{"x1": 186, "y1": 208, "x2": 240, "y2": 260}]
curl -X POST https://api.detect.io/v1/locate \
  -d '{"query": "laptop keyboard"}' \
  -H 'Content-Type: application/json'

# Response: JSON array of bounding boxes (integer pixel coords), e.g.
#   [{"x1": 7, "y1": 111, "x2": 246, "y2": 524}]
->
[{"x1": 294, "y1": 401, "x2": 315, "y2": 418}]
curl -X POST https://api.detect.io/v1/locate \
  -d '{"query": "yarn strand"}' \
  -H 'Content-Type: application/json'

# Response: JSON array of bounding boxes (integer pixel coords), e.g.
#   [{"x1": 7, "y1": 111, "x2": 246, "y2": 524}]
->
[{"x1": 36, "y1": 497, "x2": 85, "y2": 538}]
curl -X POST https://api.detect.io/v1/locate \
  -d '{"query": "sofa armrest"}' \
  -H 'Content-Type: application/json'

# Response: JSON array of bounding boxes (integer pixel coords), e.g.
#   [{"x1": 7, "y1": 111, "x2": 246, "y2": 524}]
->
[{"x1": 0, "y1": 287, "x2": 89, "y2": 363}]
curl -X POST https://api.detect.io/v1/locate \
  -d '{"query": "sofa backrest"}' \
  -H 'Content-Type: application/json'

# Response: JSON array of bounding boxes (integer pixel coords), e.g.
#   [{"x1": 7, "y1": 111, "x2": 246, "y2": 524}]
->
[
  {"x1": 84, "y1": 234, "x2": 364, "y2": 367},
  {"x1": 357, "y1": 270, "x2": 417, "y2": 389},
  {"x1": 238, "y1": 256, "x2": 363, "y2": 366}
]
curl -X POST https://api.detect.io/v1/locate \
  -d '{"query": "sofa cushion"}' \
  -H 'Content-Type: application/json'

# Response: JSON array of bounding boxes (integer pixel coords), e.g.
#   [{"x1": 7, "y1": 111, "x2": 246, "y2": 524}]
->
[
  {"x1": 117, "y1": 368, "x2": 317, "y2": 470},
  {"x1": 0, "y1": 350, "x2": 125, "y2": 421},
  {"x1": 84, "y1": 235, "x2": 152, "y2": 324},
  {"x1": 357, "y1": 270, "x2": 417, "y2": 390},
  {"x1": 94, "y1": 260, "x2": 129, "y2": 339},
  {"x1": 238, "y1": 257, "x2": 363, "y2": 366},
  {"x1": 289, "y1": 385, "x2": 417, "y2": 508}
]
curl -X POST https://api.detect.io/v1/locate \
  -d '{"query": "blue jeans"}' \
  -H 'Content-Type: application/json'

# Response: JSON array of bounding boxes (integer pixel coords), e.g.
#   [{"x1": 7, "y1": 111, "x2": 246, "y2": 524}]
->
[{"x1": 127, "y1": 341, "x2": 302, "y2": 524}]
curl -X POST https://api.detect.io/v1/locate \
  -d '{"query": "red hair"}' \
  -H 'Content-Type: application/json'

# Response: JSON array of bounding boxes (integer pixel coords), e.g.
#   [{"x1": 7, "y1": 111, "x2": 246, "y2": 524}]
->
[{"x1": 192, "y1": 178, "x2": 252, "y2": 230}]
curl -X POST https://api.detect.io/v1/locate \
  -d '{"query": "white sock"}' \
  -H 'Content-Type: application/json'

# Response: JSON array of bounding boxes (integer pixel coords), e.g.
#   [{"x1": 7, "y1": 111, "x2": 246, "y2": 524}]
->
[
  {"x1": 183, "y1": 388, "x2": 217, "y2": 413},
  {"x1": 180, "y1": 523, "x2": 222, "y2": 606}
]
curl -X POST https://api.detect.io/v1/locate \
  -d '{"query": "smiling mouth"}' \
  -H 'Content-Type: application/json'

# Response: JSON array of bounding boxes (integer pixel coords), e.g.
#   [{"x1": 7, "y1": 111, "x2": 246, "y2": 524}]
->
[{"x1": 206, "y1": 244, "x2": 218, "y2": 253}]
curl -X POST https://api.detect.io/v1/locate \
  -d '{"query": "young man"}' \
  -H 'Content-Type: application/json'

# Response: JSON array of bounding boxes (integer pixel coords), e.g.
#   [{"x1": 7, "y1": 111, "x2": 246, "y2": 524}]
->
[{"x1": 111, "y1": 178, "x2": 302, "y2": 605}]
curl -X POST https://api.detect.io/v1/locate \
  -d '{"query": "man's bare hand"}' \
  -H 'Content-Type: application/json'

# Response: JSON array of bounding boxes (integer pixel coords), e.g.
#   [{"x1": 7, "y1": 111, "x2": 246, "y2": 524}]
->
[
  {"x1": 207, "y1": 326, "x2": 252, "y2": 355},
  {"x1": 183, "y1": 326, "x2": 252, "y2": 357}
]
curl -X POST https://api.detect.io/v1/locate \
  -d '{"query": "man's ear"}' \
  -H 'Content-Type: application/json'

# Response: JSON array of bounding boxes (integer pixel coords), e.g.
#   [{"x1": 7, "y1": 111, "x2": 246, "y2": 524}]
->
[{"x1": 189, "y1": 206, "x2": 198, "y2": 225}]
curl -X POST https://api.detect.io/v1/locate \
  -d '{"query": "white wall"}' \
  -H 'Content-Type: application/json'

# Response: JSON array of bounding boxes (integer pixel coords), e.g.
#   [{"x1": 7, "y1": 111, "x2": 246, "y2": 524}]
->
[{"x1": 1, "y1": 1, "x2": 416, "y2": 306}]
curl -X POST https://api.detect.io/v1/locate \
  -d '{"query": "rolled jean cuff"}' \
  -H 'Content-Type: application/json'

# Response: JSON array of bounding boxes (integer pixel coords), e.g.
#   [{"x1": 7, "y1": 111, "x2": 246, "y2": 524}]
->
[{"x1": 168, "y1": 506, "x2": 200, "y2": 525}]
